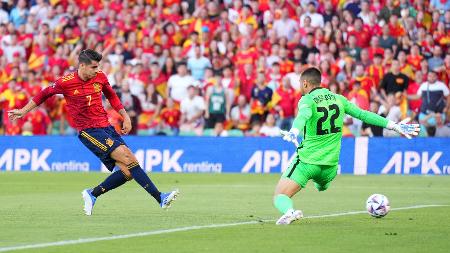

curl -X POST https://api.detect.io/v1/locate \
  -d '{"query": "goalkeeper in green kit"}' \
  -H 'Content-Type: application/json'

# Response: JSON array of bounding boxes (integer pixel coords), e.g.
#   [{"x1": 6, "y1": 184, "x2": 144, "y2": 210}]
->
[{"x1": 274, "y1": 67, "x2": 420, "y2": 225}]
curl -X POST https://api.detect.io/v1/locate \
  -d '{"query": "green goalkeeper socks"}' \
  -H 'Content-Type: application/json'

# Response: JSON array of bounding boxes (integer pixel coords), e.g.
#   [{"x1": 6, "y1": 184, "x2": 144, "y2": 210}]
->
[{"x1": 274, "y1": 194, "x2": 294, "y2": 214}]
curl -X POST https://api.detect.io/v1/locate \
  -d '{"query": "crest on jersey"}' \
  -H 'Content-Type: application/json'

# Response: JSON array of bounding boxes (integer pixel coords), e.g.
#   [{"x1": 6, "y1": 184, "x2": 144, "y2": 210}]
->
[
  {"x1": 73, "y1": 89, "x2": 80, "y2": 95},
  {"x1": 105, "y1": 138, "x2": 114, "y2": 147},
  {"x1": 93, "y1": 83, "x2": 101, "y2": 93}
]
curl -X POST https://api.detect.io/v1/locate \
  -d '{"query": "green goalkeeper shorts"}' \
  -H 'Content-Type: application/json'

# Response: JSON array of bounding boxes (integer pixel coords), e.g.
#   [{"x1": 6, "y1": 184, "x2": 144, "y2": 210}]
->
[{"x1": 282, "y1": 155, "x2": 338, "y2": 191}]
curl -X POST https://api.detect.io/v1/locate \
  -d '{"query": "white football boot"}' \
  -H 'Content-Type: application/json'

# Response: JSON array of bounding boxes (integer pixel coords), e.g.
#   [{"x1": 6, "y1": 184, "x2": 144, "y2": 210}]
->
[{"x1": 276, "y1": 209, "x2": 303, "y2": 225}]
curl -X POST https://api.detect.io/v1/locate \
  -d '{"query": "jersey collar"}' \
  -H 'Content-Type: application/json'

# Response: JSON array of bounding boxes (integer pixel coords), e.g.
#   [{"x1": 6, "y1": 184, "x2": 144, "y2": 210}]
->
[{"x1": 308, "y1": 87, "x2": 324, "y2": 94}]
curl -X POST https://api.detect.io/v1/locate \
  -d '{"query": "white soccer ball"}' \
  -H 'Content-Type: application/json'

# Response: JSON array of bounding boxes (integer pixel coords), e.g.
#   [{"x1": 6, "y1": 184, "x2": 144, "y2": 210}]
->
[{"x1": 366, "y1": 194, "x2": 390, "y2": 218}]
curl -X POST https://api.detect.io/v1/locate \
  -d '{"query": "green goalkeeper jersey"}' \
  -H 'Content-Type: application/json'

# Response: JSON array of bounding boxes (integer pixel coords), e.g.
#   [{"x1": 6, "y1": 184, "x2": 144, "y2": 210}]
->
[{"x1": 292, "y1": 87, "x2": 389, "y2": 166}]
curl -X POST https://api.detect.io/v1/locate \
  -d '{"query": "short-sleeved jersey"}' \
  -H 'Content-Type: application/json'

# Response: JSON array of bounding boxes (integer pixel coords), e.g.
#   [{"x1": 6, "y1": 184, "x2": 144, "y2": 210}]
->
[
  {"x1": 293, "y1": 87, "x2": 389, "y2": 166},
  {"x1": 32, "y1": 71, "x2": 123, "y2": 131}
]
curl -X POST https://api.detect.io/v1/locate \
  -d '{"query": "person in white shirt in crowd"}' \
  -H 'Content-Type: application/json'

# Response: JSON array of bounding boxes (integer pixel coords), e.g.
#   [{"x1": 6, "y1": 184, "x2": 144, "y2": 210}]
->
[
  {"x1": 266, "y1": 43, "x2": 281, "y2": 68},
  {"x1": 167, "y1": 62, "x2": 195, "y2": 102},
  {"x1": 272, "y1": 8, "x2": 297, "y2": 40},
  {"x1": 1, "y1": 33, "x2": 26, "y2": 63},
  {"x1": 300, "y1": 1, "x2": 324, "y2": 28},
  {"x1": 180, "y1": 85, "x2": 206, "y2": 135},
  {"x1": 126, "y1": 61, "x2": 146, "y2": 102},
  {"x1": 285, "y1": 61, "x2": 302, "y2": 92},
  {"x1": 358, "y1": 0, "x2": 371, "y2": 24},
  {"x1": 30, "y1": 0, "x2": 50, "y2": 21},
  {"x1": 220, "y1": 66, "x2": 236, "y2": 104},
  {"x1": 0, "y1": 6, "x2": 9, "y2": 24},
  {"x1": 259, "y1": 114, "x2": 281, "y2": 137},
  {"x1": 380, "y1": 93, "x2": 403, "y2": 137},
  {"x1": 107, "y1": 42, "x2": 125, "y2": 70}
]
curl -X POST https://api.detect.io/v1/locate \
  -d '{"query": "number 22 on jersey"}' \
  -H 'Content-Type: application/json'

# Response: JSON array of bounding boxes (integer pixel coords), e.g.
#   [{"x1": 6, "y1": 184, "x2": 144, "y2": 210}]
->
[{"x1": 316, "y1": 104, "x2": 341, "y2": 135}]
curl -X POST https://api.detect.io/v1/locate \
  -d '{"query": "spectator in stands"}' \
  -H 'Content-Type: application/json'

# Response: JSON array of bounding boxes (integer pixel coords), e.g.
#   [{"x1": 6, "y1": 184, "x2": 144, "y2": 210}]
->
[
  {"x1": 273, "y1": 8, "x2": 297, "y2": 40},
  {"x1": 167, "y1": 62, "x2": 195, "y2": 102},
  {"x1": 300, "y1": 1, "x2": 324, "y2": 28},
  {"x1": 410, "y1": 71, "x2": 449, "y2": 127},
  {"x1": 250, "y1": 72, "x2": 273, "y2": 124},
  {"x1": 406, "y1": 70, "x2": 423, "y2": 117},
  {"x1": 398, "y1": 50, "x2": 414, "y2": 79},
  {"x1": 9, "y1": 0, "x2": 28, "y2": 27},
  {"x1": 205, "y1": 77, "x2": 230, "y2": 129},
  {"x1": 187, "y1": 46, "x2": 211, "y2": 81},
  {"x1": 259, "y1": 113, "x2": 281, "y2": 137},
  {"x1": 361, "y1": 101, "x2": 384, "y2": 137},
  {"x1": 274, "y1": 77, "x2": 296, "y2": 130},
  {"x1": 285, "y1": 61, "x2": 302, "y2": 92},
  {"x1": 238, "y1": 63, "x2": 256, "y2": 102},
  {"x1": 141, "y1": 84, "x2": 163, "y2": 135},
  {"x1": 380, "y1": 93, "x2": 403, "y2": 137},
  {"x1": 119, "y1": 82, "x2": 142, "y2": 135},
  {"x1": 345, "y1": 35, "x2": 361, "y2": 61},
  {"x1": 301, "y1": 33, "x2": 319, "y2": 63},
  {"x1": 0, "y1": 0, "x2": 448, "y2": 138},
  {"x1": 23, "y1": 107, "x2": 52, "y2": 135},
  {"x1": 428, "y1": 46, "x2": 444, "y2": 72},
  {"x1": 230, "y1": 94, "x2": 251, "y2": 132},
  {"x1": 434, "y1": 113, "x2": 450, "y2": 137},
  {"x1": 180, "y1": 85, "x2": 205, "y2": 135},
  {"x1": 379, "y1": 0, "x2": 401, "y2": 23},
  {"x1": 380, "y1": 60, "x2": 409, "y2": 97},
  {"x1": 379, "y1": 24, "x2": 397, "y2": 50},
  {"x1": 159, "y1": 97, "x2": 181, "y2": 136}
]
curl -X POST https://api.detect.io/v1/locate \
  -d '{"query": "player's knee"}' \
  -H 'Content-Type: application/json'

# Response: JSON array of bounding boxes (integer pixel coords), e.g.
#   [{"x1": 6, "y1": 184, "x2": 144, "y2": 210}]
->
[
  {"x1": 315, "y1": 182, "x2": 329, "y2": 192},
  {"x1": 274, "y1": 178, "x2": 302, "y2": 197},
  {"x1": 112, "y1": 145, "x2": 136, "y2": 165}
]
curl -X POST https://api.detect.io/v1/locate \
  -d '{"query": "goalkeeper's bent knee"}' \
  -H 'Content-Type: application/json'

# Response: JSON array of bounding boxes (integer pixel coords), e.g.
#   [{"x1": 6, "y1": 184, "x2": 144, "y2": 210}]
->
[{"x1": 314, "y1": 182, "x2": 330, "y2": 192}]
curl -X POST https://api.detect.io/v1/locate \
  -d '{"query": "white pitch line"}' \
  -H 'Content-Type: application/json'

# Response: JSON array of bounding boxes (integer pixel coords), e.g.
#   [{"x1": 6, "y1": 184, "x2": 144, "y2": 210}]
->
[{"x1": 0, "y1": 204, "x2": 447, "y2": 252}]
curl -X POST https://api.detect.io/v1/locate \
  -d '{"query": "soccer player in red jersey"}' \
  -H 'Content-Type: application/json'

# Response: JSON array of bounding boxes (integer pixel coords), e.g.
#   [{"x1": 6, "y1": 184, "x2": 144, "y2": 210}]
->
[{"x1": 8, "y1": 49, "x2": 178, "y2": 215}]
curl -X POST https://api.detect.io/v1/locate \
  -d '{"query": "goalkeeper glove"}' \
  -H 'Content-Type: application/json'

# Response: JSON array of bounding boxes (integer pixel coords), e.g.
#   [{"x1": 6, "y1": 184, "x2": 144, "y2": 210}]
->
[
  {"x1": 280, "y1": 128, "x2": 300, "y2": 147},
  {"x1": 387, "y1": 117, "x2": 421, "y2": 139}
]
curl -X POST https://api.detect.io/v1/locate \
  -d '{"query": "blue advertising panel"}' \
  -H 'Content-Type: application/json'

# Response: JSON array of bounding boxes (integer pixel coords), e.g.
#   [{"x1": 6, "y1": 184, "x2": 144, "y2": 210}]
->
[
  {"x1": 1, "y1": 136, "x2": 448, "y2": 174},
  {"x1": 366, "y1": 138, "x2": 450, "y2": 175}
]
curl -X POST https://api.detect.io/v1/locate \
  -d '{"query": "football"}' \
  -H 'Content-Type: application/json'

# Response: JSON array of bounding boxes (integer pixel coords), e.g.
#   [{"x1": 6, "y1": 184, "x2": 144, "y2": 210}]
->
[{"x1": 366, "y1": 194, "x2": 390, "y2": 218}]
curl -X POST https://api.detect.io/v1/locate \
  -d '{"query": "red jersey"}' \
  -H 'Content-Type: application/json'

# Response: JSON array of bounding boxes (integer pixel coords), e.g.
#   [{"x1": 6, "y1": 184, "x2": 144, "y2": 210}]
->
[
  {"x1": 275, "y1": 86, "x2": 296, "y2": 118},
  {"x1": 350, "y1": 76, "x2": 376, "y2": 97},
  {"x1": 234, "y1": 48, "x2": 258, "y2": 69},
  {"x1": 160, "y1": 108, "x2": 181, "y2": 128},
  {"x1": 406, "y1": 82, "x2": 422, "y2": 113},
  {"x1": 32, "y1": 71, "x2": 124, "y2": 131},
  {"x1": 23, "y1": 109, "x2": 51, "y2": 135},
  {"x1": 366, "y1": 65, "x2": 384, "y2": 87}
]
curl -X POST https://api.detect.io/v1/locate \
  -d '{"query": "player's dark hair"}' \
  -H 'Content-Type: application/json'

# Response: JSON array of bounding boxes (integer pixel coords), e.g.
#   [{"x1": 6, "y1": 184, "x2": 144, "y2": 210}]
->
[
  {"x1": 78, "y1": 49, "x2": 102, "y2": 65},
  {"x1": 301, "y1": 67, "x2": 322, "y2": 86}
]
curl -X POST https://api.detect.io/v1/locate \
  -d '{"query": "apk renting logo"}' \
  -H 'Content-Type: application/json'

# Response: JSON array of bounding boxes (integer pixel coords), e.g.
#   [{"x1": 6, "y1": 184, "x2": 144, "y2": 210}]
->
[
  {"x1": 0, "y1": 148, "x2": 90, "y2": 171},
  {"x1": 364, "y1": 138, "x2": 450, "y2": 175}
]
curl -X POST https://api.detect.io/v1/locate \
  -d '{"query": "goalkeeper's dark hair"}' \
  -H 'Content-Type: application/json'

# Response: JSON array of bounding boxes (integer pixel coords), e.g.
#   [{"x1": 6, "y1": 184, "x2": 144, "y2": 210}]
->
[
  {"x1": 301, "y1": 67, "x2": 322, "y2": 86},
  {"x1": 78, "y1": 49, "x2": 102, "y2": 64}
]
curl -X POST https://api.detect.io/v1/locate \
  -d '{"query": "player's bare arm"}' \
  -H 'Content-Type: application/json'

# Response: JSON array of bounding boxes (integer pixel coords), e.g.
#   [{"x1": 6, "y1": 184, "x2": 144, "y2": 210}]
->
[{"x1": 8, "y1": 100, "x2": 38, "y2": 121}]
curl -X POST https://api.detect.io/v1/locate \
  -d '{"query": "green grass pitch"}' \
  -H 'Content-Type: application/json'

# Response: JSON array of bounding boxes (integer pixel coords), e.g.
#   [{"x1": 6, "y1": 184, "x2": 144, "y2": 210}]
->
[{"x1": 0, "y1": 172, "x2": 449, "y2": 253}]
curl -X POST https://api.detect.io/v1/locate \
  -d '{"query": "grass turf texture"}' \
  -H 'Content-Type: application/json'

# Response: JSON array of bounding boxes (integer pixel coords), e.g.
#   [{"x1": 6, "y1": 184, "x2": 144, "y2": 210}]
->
[{"x1": 0, "y1": 173, "x2": 449, "y2": 253}]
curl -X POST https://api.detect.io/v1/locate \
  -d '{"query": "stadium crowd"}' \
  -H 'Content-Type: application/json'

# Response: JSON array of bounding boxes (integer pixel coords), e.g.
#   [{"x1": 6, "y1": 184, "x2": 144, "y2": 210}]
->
[{"x1": 0, "y1": 0, "x2": 449, "y2": 137}]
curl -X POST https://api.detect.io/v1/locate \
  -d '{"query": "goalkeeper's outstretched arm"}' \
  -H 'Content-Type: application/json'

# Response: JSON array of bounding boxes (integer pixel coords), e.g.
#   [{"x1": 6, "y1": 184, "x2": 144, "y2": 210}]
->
[
  {"x1": 341, "y1": 95, "x2": 420, "y2": 138},
  {"x1": 343, "y1": 97, "x2": 389, "y2": 128}
]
